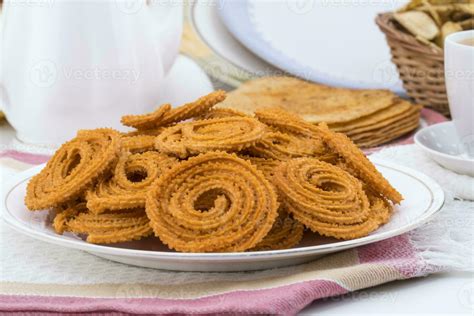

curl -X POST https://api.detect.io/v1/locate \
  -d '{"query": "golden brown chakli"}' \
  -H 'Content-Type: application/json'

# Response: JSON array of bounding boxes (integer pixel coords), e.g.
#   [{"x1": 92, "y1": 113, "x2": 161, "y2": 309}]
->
[
  {"x1": 146, "y1": 152, "x2": 279, "y2": 252},
  {"x1": 25, "y1": 90, "x2": 402, "y2": 252},
  {"x1": 155, "y1": 116, "x2": 267, "y2": 158},
  {"x1": 273, "y1": 158, "x2": 391, "y2": 240},
  {"x1": 251, "y1": 210, "x2": 304, "y2": 251},
  {"x1": 86, "y1": 152, "x2": 177, "y2": 213},
  {"x1": 25, "y1": 128, "x2": 121, "y2": 210},
  {"x1": 53, "y1": 203, "x2": 152, "y2": 244},
  {"x1": 218, "y1": 76, "x2": 422, "y2": 148}
]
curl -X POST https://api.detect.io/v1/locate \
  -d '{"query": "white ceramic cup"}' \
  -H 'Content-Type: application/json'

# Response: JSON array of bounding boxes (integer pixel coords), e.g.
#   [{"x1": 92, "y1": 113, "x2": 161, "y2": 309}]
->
[{"x1": 445, "y1": 30, "x2": 474, "y2": 158}]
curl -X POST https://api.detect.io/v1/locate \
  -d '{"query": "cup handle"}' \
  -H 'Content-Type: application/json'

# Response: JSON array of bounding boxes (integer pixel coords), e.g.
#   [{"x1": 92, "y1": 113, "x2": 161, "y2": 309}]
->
[{"x1": 147, "y1": 2, "x2": 183, "y2": 75}]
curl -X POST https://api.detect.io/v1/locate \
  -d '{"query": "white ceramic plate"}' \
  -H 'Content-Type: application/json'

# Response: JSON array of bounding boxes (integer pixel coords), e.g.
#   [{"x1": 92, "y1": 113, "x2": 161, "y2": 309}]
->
[
  {"x1": 190, "y1": 0, "x2": 278, "y2": 76},
  {"x1": 218, "y1": 0, "x2": 407, "y2": 93},
  {"x1": 182, "y1": 0, "x2": 281, "y2": 88},
  {"x1": 2, "y1": 158, "x2": 444, "y2": 272},
  {"x1": 415, "y1": 121, "x2": 474, "y2": 177}
]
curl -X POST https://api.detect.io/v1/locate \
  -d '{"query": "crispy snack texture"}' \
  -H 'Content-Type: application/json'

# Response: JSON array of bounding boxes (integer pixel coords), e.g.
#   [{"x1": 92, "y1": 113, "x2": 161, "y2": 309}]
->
[
  {"x1": 121, "y1": 104, "x2": 172, "y2": 129},
  {"x1": 316, "y1": 124, "x2": 403, "y2": 204},
  {"x1": 251, "y1": 210, "x2": 305, "y2": 251},
  {"x1": 26, "y1": 90, "x2": 402, "y2": 251},
  {"x1": 242, "y1": 156, "x2": 281, "y2": 180},
  {"x1": 248, "y1": 131, "x2": 327, "y2": 160},
  {"x1": 121, "y1": 135, "x2": 157, "y2": 153},
  {"x1": 25, "y1": 128, "x2": 121, "y2": 210},
  {"x1": 218, "y1": 76, "x2": 396, "y2": 123},
  {"x1": 145, "y1": 152, "x2": 279, "y2": 252},
  {"x1": 86, "y1": 152, "x2": 177, "y2": 213},
  {"x1": 53, "y1": 204, "x2": 152, "y2": 244},
  {"x1": 155, "y1": 116, "x2": 267, "y2": 158},
  {"x1": 218, "y1": 76, "x2": 422, "y2": 148},
  {"x1": 274, "y1": 158, "x2": 381, "y2": 239},
  {"x1": 198, "y1": 107, "x2": 250, "y2": 120},
  {"x1": 254, "y1": 107, "x2": 402, "y2": 204},
  {"x1": 121, "y1": 90, "x2": 226, "y2": 130}
]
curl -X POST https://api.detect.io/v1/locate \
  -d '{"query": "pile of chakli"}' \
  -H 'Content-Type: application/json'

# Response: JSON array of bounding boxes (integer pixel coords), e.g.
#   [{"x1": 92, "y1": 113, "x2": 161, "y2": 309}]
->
[
  {"x1": 217, "y1": 76, "x2": 422, "y2": 148},
  {"x1": 25, "y1": 90, "x2": 402, "y2": 253},
  {"x1": 394, "y1": 0, "x2": 474, "y2": 50}
]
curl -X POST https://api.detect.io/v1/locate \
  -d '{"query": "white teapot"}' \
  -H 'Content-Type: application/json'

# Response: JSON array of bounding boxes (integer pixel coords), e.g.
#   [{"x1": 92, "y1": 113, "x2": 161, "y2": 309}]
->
[{"x1": 0, "y1": 0, "x2": 182, "y2": 145}]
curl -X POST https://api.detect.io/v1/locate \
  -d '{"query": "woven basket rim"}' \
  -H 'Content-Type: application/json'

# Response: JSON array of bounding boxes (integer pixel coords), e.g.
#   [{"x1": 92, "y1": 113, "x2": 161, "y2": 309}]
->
[
  {"x1": 375, "y1": 11, "x2": 450, "y2": 115},
  {"x1": 376, "y1": 12, "x2": 443, "y2": 59}
]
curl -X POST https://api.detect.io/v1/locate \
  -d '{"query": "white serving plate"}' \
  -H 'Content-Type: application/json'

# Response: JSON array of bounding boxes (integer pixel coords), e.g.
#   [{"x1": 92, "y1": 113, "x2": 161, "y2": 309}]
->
[
  {"x1": 2, "y1": 158, "x2": 444, "y2": 272},
  {"x1": 218, "y1": 0, "x2": 407, "y2": 93},
  {"x1": 415, "y1": 121, "x2": 474, "y2": 177}
]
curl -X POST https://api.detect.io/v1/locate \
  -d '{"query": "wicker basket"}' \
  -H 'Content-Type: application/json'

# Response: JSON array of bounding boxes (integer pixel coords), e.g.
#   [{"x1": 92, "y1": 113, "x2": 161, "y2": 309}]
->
[{"x1": 376, "y1": 12, "x2": 450, "y2": 115}]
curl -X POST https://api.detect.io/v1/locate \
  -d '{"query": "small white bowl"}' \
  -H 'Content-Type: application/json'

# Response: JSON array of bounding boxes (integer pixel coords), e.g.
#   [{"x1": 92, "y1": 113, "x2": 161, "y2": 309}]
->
[{"x1": 415, "y1": 122, "x2": 474, "y2": 177}]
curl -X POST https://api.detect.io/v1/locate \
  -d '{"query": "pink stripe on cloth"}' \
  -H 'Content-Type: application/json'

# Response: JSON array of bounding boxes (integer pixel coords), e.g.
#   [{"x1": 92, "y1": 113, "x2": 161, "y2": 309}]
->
[
  {"x1": 420, "y1": 107, "x2": 448, "y2": 125},
  {"x1": 358, "y1": 234, "x2": 424, "y2": 278},
  {"x1": 0, "y1": 150, "x2": 50, "y2": 165},
  {"x1": 0, "y1": 280, "x2": 347, "y2": 315}
]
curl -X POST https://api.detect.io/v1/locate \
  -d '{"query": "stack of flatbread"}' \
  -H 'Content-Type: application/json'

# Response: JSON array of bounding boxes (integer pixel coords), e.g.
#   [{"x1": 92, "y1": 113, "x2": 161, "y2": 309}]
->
[{"x1": 218, "y1": 76, "x2": 422, "y2": 148}]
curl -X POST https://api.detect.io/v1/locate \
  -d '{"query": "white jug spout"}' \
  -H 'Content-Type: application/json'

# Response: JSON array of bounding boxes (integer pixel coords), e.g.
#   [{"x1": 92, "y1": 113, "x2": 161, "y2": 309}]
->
[{"x1": 147, "y1": 2, "x2": 183, "y2": 75}]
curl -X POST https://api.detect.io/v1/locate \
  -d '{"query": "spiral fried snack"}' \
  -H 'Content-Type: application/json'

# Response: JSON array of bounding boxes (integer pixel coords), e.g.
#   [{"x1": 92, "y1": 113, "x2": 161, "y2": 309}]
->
[
  {"x1": 254, "y1": 108, "x2": 337, "y2": 161},
  {"x1": 255, "y1": 107, "x2": 402, "y2": 204},
  {"x1": 155, "y1": 117, "x2": 267, "y2": 158},
  {"x1": 63, "y1": 208, "x2": 152, "y2": 244},
  {"x1": 87, "y1": 152, "x2": 177, "y2": 213},
  {"x1": 124, "y1": 127, "x2": 165, "y2": 137},
  {"x1": 157, "y1": 90, "x2": 227, "y2": 126},
  {"x1": 366, "y1": 191, "x2": 393, "y2": 226},
  {"x1": 121, "y1": 104, "x2": 172, "y2": 129},
  {"x1": 121, "y1": 91, "x2": 226, "y2": 130},
  {"x1": 52, "y1": 202, "x2": 85, "y2": 234},
  {"x1": 248, "y1": 131, "x2": 326, "y2": 160},
  {"x1": 316, "y1": 124, "x2": 403, "y2": 204},
  {"x1": 25, "y1": 129, "x2": 121, "y2": 210},
  {"x1": 273, "y1": 158, "x2": 391, "y2": 240},
  {"x1": 242, "y1": 156, "x2": 281, "y2": 180},
  {"x1": 198, "y1": 107, "x2": 249, "y2": 120},
  {"x1": 255, "y1": 107, "x2": 316, "y2": 137},
  {"x1": 146, "y1": 152, "x2": 279, "y2": 252},
  {"x1": 121, "y1": 135, "x2": 156, "y2": 153},
  {"x1": 251, "y1": 211, "x2": 304, "y2": 251}
]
